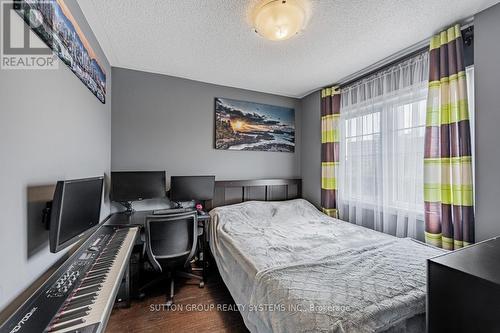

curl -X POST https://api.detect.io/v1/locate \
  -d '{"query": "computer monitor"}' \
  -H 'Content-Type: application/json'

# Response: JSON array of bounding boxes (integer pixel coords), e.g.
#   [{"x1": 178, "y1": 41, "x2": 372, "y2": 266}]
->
[
  {"x1": 110, "y1": 171, "x2": 166, "y2": 202},
  {"x1": 49, "y1": 176, "x2": 104, "y2": 253},
  {"x1": 170, "y1": 176, "x2": 215, "y2": 202}
]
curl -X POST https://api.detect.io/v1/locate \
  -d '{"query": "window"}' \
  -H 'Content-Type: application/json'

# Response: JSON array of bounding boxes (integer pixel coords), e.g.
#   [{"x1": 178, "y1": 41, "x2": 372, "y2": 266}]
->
[
  {"x1": 342, "y1": 96, "x2": 427, "y2": 208},
  {"x1": 338, "y1": 52, "x2": 429, "y2": 237},
  {"x1": 338, "y1": 53, "x2": 475, "y2": 239},
  {"x1": 390, "y1": 99, "x2": 426, "y2": 209},
  {"x1": 344, "y1": 111, "x2": 381, "y2": 202}
]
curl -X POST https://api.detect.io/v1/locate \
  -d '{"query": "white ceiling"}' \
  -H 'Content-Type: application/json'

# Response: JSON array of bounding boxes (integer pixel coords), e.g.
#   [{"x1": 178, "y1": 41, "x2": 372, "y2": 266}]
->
[{"x1": 77, "y1": 0, "x2": 499, "y2": 98}]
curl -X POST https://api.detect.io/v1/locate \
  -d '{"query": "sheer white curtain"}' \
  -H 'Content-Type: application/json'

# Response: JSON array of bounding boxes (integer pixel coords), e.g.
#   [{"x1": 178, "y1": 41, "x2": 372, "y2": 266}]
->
[
  {"x1": 466, "y1": 66, "x2": 475, "y2": 197},
  {"x1": 338, "y1": 52, "x2": 429, "y2": 238}
]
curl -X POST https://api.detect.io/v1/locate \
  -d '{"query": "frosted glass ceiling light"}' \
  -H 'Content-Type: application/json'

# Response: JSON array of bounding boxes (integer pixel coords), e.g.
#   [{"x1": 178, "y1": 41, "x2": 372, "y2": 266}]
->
[{"x1": 252, "y1": 0, "x2": 308, "y2": 41}]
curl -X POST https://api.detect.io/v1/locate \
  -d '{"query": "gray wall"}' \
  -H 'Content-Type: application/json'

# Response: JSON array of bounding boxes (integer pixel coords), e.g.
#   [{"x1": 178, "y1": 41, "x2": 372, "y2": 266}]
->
[
  {"x1": 0, "y1": 1, "x2": 111, "y2": 311},
  {"x1": 300, "y1": 91, "x2": 321, "y2": 207},
  {"x1": 111, "y1": 68, "x2": 301, "y2": 182},
  {"x1": 474, "y1": 2, "x2": 500, "y2": 241}
]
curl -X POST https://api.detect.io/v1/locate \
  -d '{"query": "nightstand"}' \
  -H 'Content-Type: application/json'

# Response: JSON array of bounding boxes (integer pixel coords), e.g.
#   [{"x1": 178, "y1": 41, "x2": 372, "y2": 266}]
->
[{"x1": 427, "y1": 237, "x2": 500, "y2": 333}]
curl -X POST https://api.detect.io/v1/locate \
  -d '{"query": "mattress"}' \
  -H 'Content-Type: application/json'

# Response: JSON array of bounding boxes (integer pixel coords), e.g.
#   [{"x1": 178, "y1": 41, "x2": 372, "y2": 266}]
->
[{"x1": 209, "y1": 199, "x2": 444, "y2": 333}]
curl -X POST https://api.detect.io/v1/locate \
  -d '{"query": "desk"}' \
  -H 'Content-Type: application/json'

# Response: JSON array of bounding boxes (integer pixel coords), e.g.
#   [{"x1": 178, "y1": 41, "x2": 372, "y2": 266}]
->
[
  {"x1": 106, "y1": 210, "x2": 211, "y2": 283},
  {"x1": 107, "y1": 210, "x2": 210, "y2": 226}
]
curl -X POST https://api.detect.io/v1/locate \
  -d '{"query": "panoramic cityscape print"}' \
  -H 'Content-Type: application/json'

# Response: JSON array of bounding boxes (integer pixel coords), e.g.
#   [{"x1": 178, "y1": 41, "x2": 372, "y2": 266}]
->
[
  {"x1": 15, "y1": 0, "x2": 107, "y2": 103},
  {"x1": 215, "y1": 98, "x2": 295, "y2": 152}
]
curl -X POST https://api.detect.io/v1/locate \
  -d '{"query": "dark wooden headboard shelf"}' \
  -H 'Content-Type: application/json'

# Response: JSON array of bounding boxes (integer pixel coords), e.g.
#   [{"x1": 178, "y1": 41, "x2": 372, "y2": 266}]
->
[{"x1": 209, "y1": 179, "x2": 302, "y2": 209}]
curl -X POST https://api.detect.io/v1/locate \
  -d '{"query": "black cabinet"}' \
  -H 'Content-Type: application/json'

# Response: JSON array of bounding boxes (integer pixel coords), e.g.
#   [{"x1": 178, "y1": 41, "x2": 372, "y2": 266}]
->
[{"x1": 427, "y1": 237, "x2": 500, "y2": 333}]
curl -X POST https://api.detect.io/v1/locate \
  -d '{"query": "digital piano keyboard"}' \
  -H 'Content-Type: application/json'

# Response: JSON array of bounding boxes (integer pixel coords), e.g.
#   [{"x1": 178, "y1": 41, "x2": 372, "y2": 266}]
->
[{"x1": 0, "y1": 226, "x2": 138, "y2": 333}]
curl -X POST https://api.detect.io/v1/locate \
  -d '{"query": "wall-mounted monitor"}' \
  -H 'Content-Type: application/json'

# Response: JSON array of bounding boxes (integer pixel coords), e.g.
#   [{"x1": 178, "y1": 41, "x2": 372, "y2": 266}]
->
[{"x1": 49, "y1": 176, "x2": 104, "y2": 253}]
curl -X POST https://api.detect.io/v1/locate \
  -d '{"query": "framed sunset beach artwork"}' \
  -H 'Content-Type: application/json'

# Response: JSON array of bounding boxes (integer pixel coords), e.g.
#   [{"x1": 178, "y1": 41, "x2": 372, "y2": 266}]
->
[{"x1": 215, "y1": 98, "x2": 295, "y2": 152}]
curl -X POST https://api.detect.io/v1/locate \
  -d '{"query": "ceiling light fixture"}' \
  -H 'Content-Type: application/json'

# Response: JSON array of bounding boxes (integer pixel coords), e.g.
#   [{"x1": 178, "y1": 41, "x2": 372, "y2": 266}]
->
[{"x1": 252, "y1": 0, "x2": 308, "y2": 41}]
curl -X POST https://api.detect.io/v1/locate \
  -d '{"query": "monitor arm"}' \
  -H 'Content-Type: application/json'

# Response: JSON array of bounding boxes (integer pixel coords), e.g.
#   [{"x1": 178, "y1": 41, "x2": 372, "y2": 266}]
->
[
  {"x1": 120, "y1": 201, "x2": 134, "y2": 214},
  {"x1": 42, "y1": 201, "x2": 52, "y2": 230}
]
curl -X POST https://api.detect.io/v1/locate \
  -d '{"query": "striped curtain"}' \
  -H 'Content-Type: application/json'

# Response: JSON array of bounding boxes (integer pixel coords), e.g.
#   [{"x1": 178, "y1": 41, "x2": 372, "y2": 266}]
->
[
  {"x1": 321, "y1": 87, "x2": 340, "y2": 218},
  {"x1": 424, "y1": 24, "x2": 474, "y2": 250}
]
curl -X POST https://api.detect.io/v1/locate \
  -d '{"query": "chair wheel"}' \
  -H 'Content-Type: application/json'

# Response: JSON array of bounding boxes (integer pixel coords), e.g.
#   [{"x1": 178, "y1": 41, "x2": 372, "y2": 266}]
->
[{"x1": 199, "y1": 281, "x2": 205, "y2": 288}]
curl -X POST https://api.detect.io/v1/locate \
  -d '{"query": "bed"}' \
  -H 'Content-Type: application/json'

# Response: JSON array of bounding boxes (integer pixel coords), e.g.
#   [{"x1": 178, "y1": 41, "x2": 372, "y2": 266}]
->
[{"x1": 209, "y1": 198, "x2": 444, "y2": 333}]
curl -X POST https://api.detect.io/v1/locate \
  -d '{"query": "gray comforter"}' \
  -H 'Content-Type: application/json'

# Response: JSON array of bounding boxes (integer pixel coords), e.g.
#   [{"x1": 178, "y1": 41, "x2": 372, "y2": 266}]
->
[{"x1": 209, "y1": 199, "x2": 444, "y2": 333}]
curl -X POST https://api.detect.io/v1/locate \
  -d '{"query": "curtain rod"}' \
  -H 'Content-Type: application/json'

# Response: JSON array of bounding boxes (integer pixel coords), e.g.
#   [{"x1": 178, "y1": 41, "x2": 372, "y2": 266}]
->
[
  {"x1": 327, "y1": 17, "x2": 474, "y2": 90},
  {"x1": 338, "y1": 45, "x2": 429, "y2": 89}
]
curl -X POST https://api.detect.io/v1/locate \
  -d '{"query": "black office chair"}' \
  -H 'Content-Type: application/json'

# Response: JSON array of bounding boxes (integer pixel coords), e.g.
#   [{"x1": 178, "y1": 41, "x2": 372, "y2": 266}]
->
[{"x1": 140, "y1": 211, "x2": 203, "y2": 306}]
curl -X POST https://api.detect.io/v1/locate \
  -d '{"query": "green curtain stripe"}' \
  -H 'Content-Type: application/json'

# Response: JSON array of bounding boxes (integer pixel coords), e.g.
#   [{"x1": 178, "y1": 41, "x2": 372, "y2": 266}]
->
[
  {"x1": 321, "y1": 177, "x2": 337, "y2": 190},
  {"x1": 321, "y1": 130, "x2": 339, "y2": 143},
  {"x1": 322, "y1": 208, "x2": 338, "y2": 217},
  {"x1": 423, "y1": 184, "x2": 474, "y2": 191},
  {"x1": 428, "y1": 81, "x2": 441, "y2": 88},
  {"x1": 428, "y1": 72, "x2": 466, "y2": 89},
  {"x1": 424, "y1": 156, "x2": 472, "y2": 165},
  {"x1": 442, "y1": 243, "x2": 454, "y2": 250},
  {"x1": 451, "y1": 100, "x2": 470, "y2": 123},
  {"x1": 425, "y1": 232, "x2": 443, "y2": 240},
  {"x1": 322, "y1": 161, "x2": 340, "y2": 167},
  {"x1": 429, "y1": 24, "x2": 460, "y2": 50},
  {"x1": 450, "y1": 71, "x2": 467, "y2": 81},
  {"x1": 429, "y1": 35, "x2": 441, "y2": 51},
  {"x1": 321, "y1": 87, "x2": 340, "y2": 98},
  {"x1": 441, "y1": 236, "x2": 459, "y2": 250},
  {"x1": 322, "y1": 114, "x2": 340, "y2": 121},
  {"x1": 428, "y1": 71, "x2": 466, "y2": 87},
  {"x1": 446, "y1": 24, "x2": 461, "y2": 43},
  {"x1": 442, "y1": 237, "x2": 455, "y2": 244},
  {"x1": 424, "y1": 184, "x2": 474, "y2": 206},
  {"x1": 425, "y1": 101, "x2": 469, "y2": 126},
  {"x1": 425, "y1": 233, "x2": 443, "y2": 245},
  {"x1": 425, "y1": 235, "x2": 442, "y2": 247},
  {"x1": 321, "y1": 88, "x2": 332, "y2": 98}
]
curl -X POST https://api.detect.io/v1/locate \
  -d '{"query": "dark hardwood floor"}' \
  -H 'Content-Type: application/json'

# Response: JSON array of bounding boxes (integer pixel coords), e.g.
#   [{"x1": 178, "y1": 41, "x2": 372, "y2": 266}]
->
[{"x1": 107, "y1": 271, "x2": 249, "y2": 333}]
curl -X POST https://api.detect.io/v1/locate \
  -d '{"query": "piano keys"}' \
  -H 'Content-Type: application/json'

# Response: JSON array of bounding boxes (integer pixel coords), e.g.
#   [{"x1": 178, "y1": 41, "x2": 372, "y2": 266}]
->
[{"x1": 0, "y1": 226, "x2": 138, "y2": 333}]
